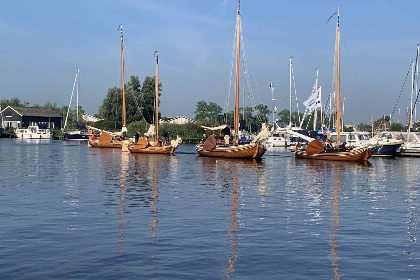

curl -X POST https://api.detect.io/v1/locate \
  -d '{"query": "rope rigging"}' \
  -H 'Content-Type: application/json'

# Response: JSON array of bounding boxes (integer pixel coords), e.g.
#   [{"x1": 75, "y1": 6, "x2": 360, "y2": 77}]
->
[{"x1": 390, "y1": 62, "x2": 412, "y2": 123}]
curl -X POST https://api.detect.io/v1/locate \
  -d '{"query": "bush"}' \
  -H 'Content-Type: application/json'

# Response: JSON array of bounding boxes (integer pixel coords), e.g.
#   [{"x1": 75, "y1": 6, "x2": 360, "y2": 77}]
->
[{"x1": 127, "y1": 120, "x2": 149, "y2": 137}]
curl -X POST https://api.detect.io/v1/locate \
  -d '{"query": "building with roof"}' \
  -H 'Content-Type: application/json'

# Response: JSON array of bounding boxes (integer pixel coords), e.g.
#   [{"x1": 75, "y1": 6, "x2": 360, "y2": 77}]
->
[
  {"x1": 159, "y1": 116, "x2": 193, "y2": 125},
  {"x1": 1, "y1": 106, "x2": 62, "y2": 129}
]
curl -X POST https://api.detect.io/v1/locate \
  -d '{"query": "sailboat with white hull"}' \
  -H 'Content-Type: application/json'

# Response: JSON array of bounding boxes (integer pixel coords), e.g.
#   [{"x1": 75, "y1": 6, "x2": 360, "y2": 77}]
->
[
  {"x1": 195, "y1": 1, "x2": 269, "y2": 159},
  {"x1": 63, "y1": 67, "x2": 90, "y2": 141}
]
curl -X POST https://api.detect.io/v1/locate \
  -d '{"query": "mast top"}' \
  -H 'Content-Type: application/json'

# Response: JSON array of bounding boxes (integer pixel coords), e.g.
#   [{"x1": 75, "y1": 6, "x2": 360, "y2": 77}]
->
[
  {"x1": 154, "y1": 51, "x2": 159, "y2": 65},
  {"x1": 237, "y1": 0, "x2": 240, "y2": 14},
  {"x1": 118, "y1": 24, "x2": 123, "y2": 40},
  {"x1": 337, "y1": 7, "x2": 340, "y2": 27}
]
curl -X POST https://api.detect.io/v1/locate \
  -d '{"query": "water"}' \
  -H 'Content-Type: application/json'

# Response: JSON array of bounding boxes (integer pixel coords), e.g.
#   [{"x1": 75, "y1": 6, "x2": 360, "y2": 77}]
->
[{"x1": 0, "y1": 139, "x2": 419, "y2": 279}]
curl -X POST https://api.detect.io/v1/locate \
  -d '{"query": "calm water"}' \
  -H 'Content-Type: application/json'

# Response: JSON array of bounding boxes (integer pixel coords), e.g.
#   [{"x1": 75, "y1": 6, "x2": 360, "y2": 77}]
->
[{"x1": 0, "y1": 139, "x2": 419, "y2": 279}]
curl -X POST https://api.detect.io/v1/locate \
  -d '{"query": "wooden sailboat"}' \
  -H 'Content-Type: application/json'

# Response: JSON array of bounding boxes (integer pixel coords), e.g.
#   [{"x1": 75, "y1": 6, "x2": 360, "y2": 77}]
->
[
  {"x1": 295, "y1": 9, "x2": 372, "y2": 161},
  {"x1": 128, "y1": 52, "x2": 181, "y2": 154},
  {"x1": 195, "y1": 1, "x2": 269, "y2": 159},
  {"x1": 88, "y1": 24, "x2": 128, "y2": 149}
]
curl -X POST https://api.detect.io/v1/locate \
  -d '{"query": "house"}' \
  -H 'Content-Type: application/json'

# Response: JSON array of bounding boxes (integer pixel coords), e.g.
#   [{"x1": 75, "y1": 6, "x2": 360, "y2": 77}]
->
[
  {"x1": 159, "y1": 116, "x2": 193, "y2": 125},
  {"x1": 1, "y1": 106, "x2": 62, "y2": 129},
  {"x1": 81, "y1": 113, "x2": 102, "y2": 123}
]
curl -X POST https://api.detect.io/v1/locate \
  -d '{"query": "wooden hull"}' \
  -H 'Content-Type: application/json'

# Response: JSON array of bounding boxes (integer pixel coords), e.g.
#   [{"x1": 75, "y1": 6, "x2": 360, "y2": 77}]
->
[
  {"x1": 128, "y1": 145, "x2": 175, "y2": 154},
  {"x1": 295, "y1": 147, "x2": 372, "y2": 161},
  {"x1": 88, "y1": 140, "x2": 124, "y2": 148},
  {"x1": 195, "y1": 142, "x2": 266, "y2": 159}
]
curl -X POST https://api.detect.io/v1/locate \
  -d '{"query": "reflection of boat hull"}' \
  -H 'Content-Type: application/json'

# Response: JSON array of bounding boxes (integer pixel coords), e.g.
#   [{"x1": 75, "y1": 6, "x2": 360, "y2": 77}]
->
[
  {"x1": 195, "y1": 142, "x2": 265, "y2": 159},
  {"x1": 64, "y1": 132, "x2": 90, "y2": 141},
  {"x1": 370, "y1": 143, "x2": 402, "y2": 157},
  {"x1": 128, "y1": 145, "x2": 175, "y2": 154},
  {"x1": 295, "y1": 147, "x2": 372, "y2": 161},
  {"x1": 88, "y1": 140, "x2": 124, "y2": 148}
]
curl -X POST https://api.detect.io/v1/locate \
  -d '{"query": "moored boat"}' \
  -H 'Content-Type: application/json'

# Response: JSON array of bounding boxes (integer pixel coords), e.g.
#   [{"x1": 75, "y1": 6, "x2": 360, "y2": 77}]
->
[
  {"x1": 15, "y1": 125, "x2": 53, "y2": 139},
  {"x1": 195, "y1": 1, "x2": 268, "y2": 159}
]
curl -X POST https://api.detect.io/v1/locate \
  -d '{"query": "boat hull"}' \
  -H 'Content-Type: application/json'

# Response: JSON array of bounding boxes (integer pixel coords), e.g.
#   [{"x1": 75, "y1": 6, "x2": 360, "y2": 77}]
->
[
  {"x1": 295, "y1": 147, "x2": 372, "y2": 161},
  {"x1": 64, "y1": 132, "x2": 90, "y2": 141},
  {"x1": 88, "y1": 140, "x2": 124, "y2": 148},
  {"x1": 128, "y1": 145, "x2": 175, "y2": 154},
  {"x1": 195, "y1": 142, "x2": 266, "y2": 159},
  {"x1": 370, "y1": 143, "x2": 402, "y2": 157}
]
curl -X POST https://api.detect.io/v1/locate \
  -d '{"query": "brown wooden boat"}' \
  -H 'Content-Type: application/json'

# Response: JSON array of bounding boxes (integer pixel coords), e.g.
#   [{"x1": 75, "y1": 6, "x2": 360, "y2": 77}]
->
[
  {"x1": 89, "y1": 24, "x2": 128, "y2": 150},
  {"x1": 196, "y1": 135, "x2": 265, "y2": 159},
  {"x1": 128, "y1": 137, "x2": 179, "y2": 155},
  {"x1": 294, "y1": 9, "x2": 372, "y2": 162},
  {"x1": 295, "y1": 140, "x2": 372, "y2": 161},
  {"x1": 195, "y1": 2, "x2": 268, "y2": 159},
  {"x1": 88, "y1": 131, "x2": 125, "y2": 148},
  {"x1": 127, "y1": 52, "x2": 181, "y2": 155}
]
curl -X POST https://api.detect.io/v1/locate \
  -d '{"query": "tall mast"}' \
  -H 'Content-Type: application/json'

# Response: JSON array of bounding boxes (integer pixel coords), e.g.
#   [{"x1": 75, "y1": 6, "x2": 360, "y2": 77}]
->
[
  {"x1": 289, "y1": 57, "x2": 292, "y2": 126},
  {"x1": 119, "y1": 24, "x2": 126, "y2": 127},
  {"x1": 336, "y1": 8, "x2": 341, "y2": 143},
  {"x1": 155, "y1": 51, "x2": 159, "y2": 142},
  {"x1": 313, "y1": 69, "x2": 319, "y2": 131},
  {"x1": 409, "y1": 60, "x2": 414, "y2": 131},
  {"x1": 271, "y1": 81, "x2": 275, "y2": 127},
  {"x1": 76, "y1": 67, "x2": 79, "y2": 126},
  {"x1": 243, "y1": 59, "x2": 246, "y2": 122},
  {"x1": 234, "y1": 0, "x2": 241, "y2": 136}
]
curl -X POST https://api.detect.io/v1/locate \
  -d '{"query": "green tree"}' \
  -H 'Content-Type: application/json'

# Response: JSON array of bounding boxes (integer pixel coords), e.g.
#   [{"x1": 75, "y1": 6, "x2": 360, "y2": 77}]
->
[
  {"x1": 1, "y1": 98, "x2": 28, "y2": 108},
  {"x1": 389, "y1": 122, "x2": 404, "y2": 131},
  {"x1": 254, "y1": 104, "x2": 270, "y2": 125},
  {"x1": 140, "y1": 76, "x2": 162, "y2": 124},
  {"x1": 194, "y1": 100, "x2": 223, "y2": 123}
]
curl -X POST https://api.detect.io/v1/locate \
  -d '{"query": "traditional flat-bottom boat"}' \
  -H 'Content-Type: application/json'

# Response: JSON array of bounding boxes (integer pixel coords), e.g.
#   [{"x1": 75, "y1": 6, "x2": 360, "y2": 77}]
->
[
  {"x1": 88, "y1": 131, "x2": 125, "y2": 148},
  {"x1": 128, "y1": 137, "x2": 180, "y2": 155},
  {"x1": 295, "y1": 139, "x2": 372, "y2": 161},
  {"x1": 195, "y1": 135, "x2": 266, "y2": 159}
]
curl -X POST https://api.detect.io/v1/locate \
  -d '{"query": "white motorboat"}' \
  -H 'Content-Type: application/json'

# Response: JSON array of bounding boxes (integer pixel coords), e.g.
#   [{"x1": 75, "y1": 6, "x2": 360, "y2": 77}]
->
[
  {"x1": 380, "y1": 132, "x2": 420, "y2": 156},
  {"x1": 266, "y1": 132, "x2": 290, "y2": 147},
  {"x1": 15, "y1": 125, "x2": 53, "y2": 139}
]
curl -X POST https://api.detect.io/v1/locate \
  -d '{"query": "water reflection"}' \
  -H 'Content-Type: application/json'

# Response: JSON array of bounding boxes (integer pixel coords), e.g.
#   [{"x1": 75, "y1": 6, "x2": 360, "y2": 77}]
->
[
  {"x1": 225, "y1": 163, "x2": 239, "y2": 280},
  {"x1": 115, "y1": 152, "x2": 129, "y2": 253},
  {"x1": 197, "y1": 158, "x2": 264, "y2": 279},
  {"x1": 329, "y1": 166, "x2": 343, "y2": 280},
  {"x1": 148, "y1": 156, "x2": 159, "y2": 242}
]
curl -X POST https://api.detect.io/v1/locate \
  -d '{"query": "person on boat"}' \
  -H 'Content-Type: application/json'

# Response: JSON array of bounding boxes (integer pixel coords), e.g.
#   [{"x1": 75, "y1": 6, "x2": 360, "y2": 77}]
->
[
  {"x1": 161, "y1": 131, "x2": 170, "y2": 145},
  {"x1": 201, "y1": 133, "x2": 207, "y2": 143},
  {"x1": 338, "y1": 142, "x2": 347, "y2": 150},
  {"x1": 240, "y1": 134, "x2": 247, "y2": 143},
  {"x1": 122, "y1": 125, "x2": 127, "y2": 140},
  {"x1": 134, "y1": 131, "x2": 140, "y2": 144},
  {"x1": 221, "y1": 125, "x2": 231, "y2": 146}
]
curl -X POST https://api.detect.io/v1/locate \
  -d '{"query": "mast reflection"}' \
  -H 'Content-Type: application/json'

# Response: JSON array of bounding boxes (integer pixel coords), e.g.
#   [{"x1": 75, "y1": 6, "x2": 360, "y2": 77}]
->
[
  {"x1": 148, "y1": 156, "x2": 159, "y2": 242},
  {"x1": 116, "y1": 152, "x2": 129, "y2": 253},
  {"x1": 329, "y1": 166, "x2": 343, "y2": 280},
  {"x1": 225, "y1": 164, "x2": 239, "y2": 280}
]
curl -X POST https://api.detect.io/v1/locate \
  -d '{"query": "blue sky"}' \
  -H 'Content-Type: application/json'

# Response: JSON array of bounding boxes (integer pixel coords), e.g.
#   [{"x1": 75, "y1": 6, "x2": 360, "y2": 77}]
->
[{"x1": 0, "y1": 0, "x2": 419, "y2": 125}]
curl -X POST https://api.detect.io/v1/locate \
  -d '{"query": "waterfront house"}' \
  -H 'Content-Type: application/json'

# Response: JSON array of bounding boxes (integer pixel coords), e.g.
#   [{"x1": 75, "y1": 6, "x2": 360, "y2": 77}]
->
[{"x1": 1, "y1": 106, "x2": 62, "y2": 129}]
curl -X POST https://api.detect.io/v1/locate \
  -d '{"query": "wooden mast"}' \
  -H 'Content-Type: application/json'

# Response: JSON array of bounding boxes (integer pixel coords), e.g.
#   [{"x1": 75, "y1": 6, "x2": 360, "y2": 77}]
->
[
  {"x1": 119, "y1": 24, "x2": 126, "y2": 127},
  {"x1": 155, "y1": 52, "x2": 159, "y2": 142},
  {"x1": 336, "y1": 8, "x2": 341, "y2": 144},
  {"x1": 234, "y1": 0, "x2": 241, "y2": 136}
]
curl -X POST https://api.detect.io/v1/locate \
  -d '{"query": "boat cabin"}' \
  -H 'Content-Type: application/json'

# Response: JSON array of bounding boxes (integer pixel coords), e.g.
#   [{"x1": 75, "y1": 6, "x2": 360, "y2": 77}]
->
[{"x1": 1, "y1": 106, "x2": 62, "y2": 129}]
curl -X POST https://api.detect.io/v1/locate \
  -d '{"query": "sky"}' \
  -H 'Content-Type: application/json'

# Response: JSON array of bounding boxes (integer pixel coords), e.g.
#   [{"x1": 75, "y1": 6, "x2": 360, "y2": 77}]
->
[{"x1": 0, "y1": 0, "x2": 419, "y2": 125}]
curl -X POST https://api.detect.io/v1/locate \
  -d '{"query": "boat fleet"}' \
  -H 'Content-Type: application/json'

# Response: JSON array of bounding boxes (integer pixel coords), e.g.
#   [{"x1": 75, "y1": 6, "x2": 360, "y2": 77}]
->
[{"x1": 10, "y1": 3, "x2": 420, "y2": 161}]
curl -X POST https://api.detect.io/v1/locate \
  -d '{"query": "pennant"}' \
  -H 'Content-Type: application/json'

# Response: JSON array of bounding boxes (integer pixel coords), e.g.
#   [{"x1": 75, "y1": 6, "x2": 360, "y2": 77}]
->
[
  {"x1": 154, "y1": 51, "x2": 158, "y2": 57},
  {"x1": 269, "y1": 82, "x2": 273, "y2": 88},
  {"x1": 327, "y1": 11, "x2": 338, "y2": 23}
]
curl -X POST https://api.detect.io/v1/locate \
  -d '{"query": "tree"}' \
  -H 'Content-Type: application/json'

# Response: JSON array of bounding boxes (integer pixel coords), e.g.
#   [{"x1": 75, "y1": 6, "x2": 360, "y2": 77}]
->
[
  {"x1": 194, "y1": 100, "x2": 222, "y2": 124},
  {"x1": 254, "y1": 104, "x2": 270, "y2": 125},
  {"x1": 139, "y1": 76, "x2": 162, "y2": 124},
  {"x1": 389, "y1": 122, "x2": 404, "y2": 131},
  {"x1": 0, "y1": 98, "x2": 28, "y2": 109}
]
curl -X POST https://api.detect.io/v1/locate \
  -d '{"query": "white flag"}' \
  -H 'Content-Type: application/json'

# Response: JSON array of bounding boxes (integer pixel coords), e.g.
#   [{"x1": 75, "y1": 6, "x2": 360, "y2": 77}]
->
[{"x1": 303, "y1": 88, "x2": 321, "y2": 112}]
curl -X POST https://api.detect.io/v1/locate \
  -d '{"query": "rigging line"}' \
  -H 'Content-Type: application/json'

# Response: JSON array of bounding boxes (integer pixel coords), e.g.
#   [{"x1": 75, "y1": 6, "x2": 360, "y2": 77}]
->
[
  {"x1": 225, "y1": 20, "x2": 237, "y2": 123},
  {"x1": 291, "y1": 66, "x2": 301, "y2": 125},
  {"x1": 208, "y1": 17, "x2": 235, "y2": 102},
  {"x1": 390, "y1": 62, "x2": 412, "y2": 122},
  {"x1": 342, "y1": 38, "x2": 364, "y2": 102}
]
